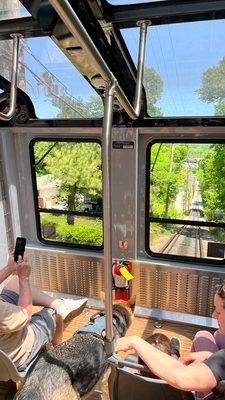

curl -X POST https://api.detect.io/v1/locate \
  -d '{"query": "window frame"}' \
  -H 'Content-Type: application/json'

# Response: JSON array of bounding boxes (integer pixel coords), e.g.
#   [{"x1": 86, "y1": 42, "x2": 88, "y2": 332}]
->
[
  {"x1": 145, "y1": 138, "x2": 225, "y2": 264},
  {"x1": 30, "y1": 137, "x2": 103, "y2": 251}
]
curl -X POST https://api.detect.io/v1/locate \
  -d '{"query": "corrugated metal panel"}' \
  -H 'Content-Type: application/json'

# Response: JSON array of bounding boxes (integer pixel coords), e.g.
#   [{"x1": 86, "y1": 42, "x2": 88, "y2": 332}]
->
[
  {"x1": 136, "y1": 263, "x2": 224, "y2": 317},
  {"x1": 27, "y1": 248, "x2": 224, "y2": 318},
  {"x1": 27, "y1": 249, "x2": 104, "y2": 298}
]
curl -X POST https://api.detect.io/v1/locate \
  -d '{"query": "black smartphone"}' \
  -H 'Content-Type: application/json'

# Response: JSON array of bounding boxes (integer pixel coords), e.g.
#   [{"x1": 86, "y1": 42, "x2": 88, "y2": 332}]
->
[{"x1": 14, "y1": 237, "x2": 26, "y2": 262}]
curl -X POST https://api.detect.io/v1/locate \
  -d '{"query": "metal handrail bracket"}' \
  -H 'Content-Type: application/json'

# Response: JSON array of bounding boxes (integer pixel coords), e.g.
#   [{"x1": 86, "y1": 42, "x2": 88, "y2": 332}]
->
[
  {"x1": 49, "y1": 0, "x2": 150, "y2": 119},
  {"x1": 0, "y1": 33, "x2": 21, "y2": 121}
]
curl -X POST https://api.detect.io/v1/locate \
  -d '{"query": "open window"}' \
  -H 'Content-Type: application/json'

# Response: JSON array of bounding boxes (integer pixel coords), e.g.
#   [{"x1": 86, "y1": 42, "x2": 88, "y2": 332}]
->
[
  {"x1": 30, "y1": 138, "x2": 103, "y2": 249},
  {"x1": 146, "y1": 140, "x2": 225, "y2": 263}
]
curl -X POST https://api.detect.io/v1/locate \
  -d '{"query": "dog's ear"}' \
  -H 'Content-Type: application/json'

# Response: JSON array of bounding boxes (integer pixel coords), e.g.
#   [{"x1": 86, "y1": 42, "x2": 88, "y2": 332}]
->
[{"x1": 128, "y1": 294, "x2": 136, "y2": 313}]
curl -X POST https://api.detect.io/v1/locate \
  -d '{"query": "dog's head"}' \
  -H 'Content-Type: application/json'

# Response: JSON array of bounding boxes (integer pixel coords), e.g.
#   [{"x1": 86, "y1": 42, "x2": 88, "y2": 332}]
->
[
  {"x1": 100, "y1": 292, "x2": 136, "y2": 338},
  {"x1": 112, "y1": 299, "x2": 135, "y2": 337}
]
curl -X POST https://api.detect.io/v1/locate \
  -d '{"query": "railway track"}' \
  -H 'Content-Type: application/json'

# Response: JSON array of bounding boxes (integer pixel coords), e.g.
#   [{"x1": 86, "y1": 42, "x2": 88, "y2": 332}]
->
[{"x1": 160, "y1": 208, "x2": 203, "y2": 258}]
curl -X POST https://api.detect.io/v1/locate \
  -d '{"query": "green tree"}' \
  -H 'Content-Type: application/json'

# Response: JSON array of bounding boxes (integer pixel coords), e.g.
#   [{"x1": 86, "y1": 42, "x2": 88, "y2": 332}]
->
[
  {"x1": 33, "y1": 141, "x2": 57, "y2": 175},
  {"x1": 198, "y1": 144, "x2": 225, "y2": 220},
  {"x1": 85, "y1": 96, "x2": 104, "y2": 118},
  {"x1": 150, "y1": 143, "x2": 189, "y2": 218},
  {"x1": 43, "y1": 67, "x2": 163, "y2": 118},
  {"x1": 198, "y1": 56, "x2": 225, "y2": 115},
  {"x1": 144, "y1": 67, "x2": 163, "y2": 116},
  {"x1": 34, "y1": 141, "x2": 102, "y2": 224},
  {"x1": 42, "y1": 71, "x2": 103, "y2": 118},
  {"x1": 215, "y1": 102, "x2": 225, "y2": 116}
]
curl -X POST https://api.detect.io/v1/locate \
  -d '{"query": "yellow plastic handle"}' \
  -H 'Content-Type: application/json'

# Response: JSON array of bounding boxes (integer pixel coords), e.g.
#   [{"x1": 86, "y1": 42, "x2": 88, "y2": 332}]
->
[{"x1": 120, "y1": 266, "x2": 134, "y2": 281}]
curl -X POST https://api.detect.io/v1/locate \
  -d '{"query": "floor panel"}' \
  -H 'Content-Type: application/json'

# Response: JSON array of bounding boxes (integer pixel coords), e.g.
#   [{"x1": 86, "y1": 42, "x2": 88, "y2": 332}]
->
[{"x1": 0, "y1": 305, "x2": 213, "y2": 399}]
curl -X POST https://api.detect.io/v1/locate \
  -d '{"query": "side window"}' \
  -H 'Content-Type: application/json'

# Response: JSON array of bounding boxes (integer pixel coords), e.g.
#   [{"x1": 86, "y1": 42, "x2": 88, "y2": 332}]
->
[
  {"x1": 30, "y1": 139, "x2": 103, "y2": 249},
  {"x1": 146, "y1": 141, "x2": 225, "y2": 263}
]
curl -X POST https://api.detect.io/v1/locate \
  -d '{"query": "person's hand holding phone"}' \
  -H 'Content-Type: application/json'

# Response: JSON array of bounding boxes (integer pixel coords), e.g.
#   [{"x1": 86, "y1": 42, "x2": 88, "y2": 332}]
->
[
  {"x1": 17, "y1": 255, "x2": 31, "y2": 281},
  {"x1": 6, "y1": 237, "x2": 27, "y2": 276},
  {"x1": 6, "y1": 255, "x2": 18, "y2": 275}
]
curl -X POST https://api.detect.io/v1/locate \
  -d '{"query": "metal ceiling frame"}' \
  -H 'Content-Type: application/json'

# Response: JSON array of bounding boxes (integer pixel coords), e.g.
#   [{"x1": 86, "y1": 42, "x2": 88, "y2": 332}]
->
[
  {"x1": 100, "y1": 0, "x2": 225, "y2": 29},
  {"x1": 0, "y1": 0, "x2": 224, "y2": 125}
]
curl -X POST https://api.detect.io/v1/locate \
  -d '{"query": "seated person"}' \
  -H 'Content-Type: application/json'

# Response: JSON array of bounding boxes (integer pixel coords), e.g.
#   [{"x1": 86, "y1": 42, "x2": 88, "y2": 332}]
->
[
  {"x1": 191, "y1": 282, "x2": 225, "y2": 355},
  {"x1": 138, "y1": 333, "x2": 180, "y2": 378},
  {"x1": 184, "y1": 281, "x2": 225, "y2": 398},
  {"x1": 0, "y1": 254, "x2": 87, "y2": 372},
  {"x1": 116, "y1": 335, "x2": 223, "y2": 397}
]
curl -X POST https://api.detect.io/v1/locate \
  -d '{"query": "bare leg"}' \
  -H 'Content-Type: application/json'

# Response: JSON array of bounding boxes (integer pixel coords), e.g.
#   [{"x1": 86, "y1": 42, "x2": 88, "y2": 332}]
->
[
  {"x1": 191, "y1": 331, "x2": 219, "y2": 398},
  {"x1": 51, "y1": 315, "x2": 64, "y2": 346},
  {"x1": 3, "y1": 275, "x2": 64, "y2": 310}
]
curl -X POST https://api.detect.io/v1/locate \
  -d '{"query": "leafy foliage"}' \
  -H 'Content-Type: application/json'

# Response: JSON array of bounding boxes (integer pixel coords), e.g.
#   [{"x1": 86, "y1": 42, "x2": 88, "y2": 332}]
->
[
  {"x1": 143, "y1": 67, "x2": 163, "y2": 116},
  {"x1": 43, "y1": 67, "x2": 163, "y2": 118},
  {"x1": 41, "y1": 214, "x2": 103, "y2": 246},
  {"x1": 198, "y1": 145, "x2": 225, "y2": 221},
  {"x1": 34, "y1": 141, "x2": 102, "y2": 225},
  {"x1": 150, "y1": 143, "x2": 189, "y2": 218},
  {"x1": 198, "y1": 56, "x2": 225, "y2": 115},
  {"x1": 51, "y1": 94, "x2": 103, "y2": 119}
]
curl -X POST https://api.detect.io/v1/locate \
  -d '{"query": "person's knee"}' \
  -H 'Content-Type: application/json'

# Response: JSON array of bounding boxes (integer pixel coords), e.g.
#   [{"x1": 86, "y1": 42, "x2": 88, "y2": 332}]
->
[
  {"x1": 192, "y1": 330, "x2": 218, "y2": 353},
  {"x1": 3, "y1": 275, "x2": 19, "y2": 293},
  {"x1": 194, "y1": 330, "x2": 212, "y2": 340}
]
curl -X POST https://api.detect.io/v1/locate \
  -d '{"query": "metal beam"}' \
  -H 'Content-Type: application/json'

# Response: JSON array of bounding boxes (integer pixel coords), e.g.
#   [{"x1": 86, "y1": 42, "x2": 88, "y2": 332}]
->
[
  {"x1": 108, "y1": 0, "x2": 225, "y2": 29},
  {"x1": 0, "y1": 17, "x2": 48, "y2": 41}
]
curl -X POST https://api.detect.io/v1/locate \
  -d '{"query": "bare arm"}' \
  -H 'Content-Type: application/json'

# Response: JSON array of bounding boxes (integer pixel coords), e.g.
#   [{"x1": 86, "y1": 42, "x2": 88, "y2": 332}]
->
[
  {"x1": 0, "y1": 256, "x2": 18, "y2": 284},
  {"x1": 116, "y1": 336, "x2": 217, "y2": 392},
  {"x1": 17, "y1": 256, "x2": 33, "y2": 319},
  {"x1": 183, "y1": 351, "x2": 213, "y2": 365}
]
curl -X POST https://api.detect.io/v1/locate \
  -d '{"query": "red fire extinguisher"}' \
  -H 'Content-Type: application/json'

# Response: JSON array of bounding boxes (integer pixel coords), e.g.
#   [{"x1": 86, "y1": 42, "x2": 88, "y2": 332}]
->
[{"x1": 112, "y1": 259, "x2": 134, "y2": 301}]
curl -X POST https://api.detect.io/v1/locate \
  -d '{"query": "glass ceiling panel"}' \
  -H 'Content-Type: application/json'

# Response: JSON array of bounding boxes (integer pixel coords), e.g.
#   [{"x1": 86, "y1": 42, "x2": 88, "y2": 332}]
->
[
  {"x1": 0, "y1": 0, "x2": 30, "y2": 20},
  {"x1": 122, "y1": 19, "x2": 225, "y2": 117},
  {"x1": 0, "y1": 36, "x2": 103, "y2": 119}
]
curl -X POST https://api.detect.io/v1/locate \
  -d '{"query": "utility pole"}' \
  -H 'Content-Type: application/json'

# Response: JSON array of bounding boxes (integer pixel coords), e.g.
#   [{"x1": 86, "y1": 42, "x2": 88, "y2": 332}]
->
[{"x1": 164, "y1": 144, "x2": 175, "y2": 216}]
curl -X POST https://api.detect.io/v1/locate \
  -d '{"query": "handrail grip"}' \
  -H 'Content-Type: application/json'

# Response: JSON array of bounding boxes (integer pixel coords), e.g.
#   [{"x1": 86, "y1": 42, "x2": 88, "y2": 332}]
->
[{"x1": 0, "y1": 34, "x2": 21, "y2": 121}]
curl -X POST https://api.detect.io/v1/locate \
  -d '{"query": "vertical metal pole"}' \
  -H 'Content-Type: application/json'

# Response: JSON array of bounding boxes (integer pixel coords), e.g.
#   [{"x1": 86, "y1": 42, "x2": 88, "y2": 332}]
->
[
  {"x1": 102, "y1": 78, "x2": 117, "y2": 356},
  {"x1": 134, "y1": 20, "x2": 151, "y2": 115}
]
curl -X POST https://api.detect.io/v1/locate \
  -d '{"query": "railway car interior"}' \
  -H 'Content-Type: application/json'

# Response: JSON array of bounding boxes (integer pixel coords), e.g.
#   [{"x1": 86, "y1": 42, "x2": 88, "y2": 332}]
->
[{"x1": 0, "y1": 0, "x2": 225, "y2": 398}]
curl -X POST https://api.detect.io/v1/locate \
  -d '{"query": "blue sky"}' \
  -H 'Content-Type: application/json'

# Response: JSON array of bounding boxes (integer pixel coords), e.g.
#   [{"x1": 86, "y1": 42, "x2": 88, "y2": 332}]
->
[
  {"x1": 10, "y1": 2, "x2": 225, "y2": 118},
  {"x1": 122, "y1": 19, "x2": 225, "y2": 116}
]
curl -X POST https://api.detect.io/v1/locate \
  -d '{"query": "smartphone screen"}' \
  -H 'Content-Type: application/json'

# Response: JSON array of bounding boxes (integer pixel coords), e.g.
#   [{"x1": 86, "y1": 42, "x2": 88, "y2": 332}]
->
[{"x1": 14, "y1": 237, "x2": 26, "y2": 262}]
